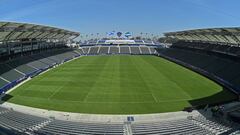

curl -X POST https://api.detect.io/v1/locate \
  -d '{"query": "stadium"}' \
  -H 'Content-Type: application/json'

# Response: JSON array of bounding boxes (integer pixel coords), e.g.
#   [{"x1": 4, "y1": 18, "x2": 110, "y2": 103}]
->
[
  {"x1": 0, "y1": 21, "x2": 240, "y2": 135},
  {"x1": 1, "y1": 1, "x2": 240, "y2": 134}
]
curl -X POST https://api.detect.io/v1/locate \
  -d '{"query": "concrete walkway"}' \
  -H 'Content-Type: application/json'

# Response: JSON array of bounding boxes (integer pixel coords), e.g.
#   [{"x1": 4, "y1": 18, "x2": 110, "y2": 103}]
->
[{"x1": 1, "y1": 102, "x2": 200, "y2": 123}]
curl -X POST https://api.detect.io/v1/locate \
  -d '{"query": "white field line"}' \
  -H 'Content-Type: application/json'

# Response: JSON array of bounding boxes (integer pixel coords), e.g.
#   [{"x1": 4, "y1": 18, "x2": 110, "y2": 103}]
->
[
  {"x1": 151, "y1": 93, "x2": 159, "y2": 103},
  {"x1": 47, "y1": 85, "x2": 64, "y2": 100},
  {"x1": 83, "y1": 90, "x2": 91, "y2": 102}
]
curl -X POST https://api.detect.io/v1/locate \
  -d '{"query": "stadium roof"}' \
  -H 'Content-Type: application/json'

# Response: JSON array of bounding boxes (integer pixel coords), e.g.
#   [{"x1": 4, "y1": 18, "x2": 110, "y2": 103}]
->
[
  {"x1": 0, "y1": 22, "x2": 80, "y2": 42},
  {"x1": 164, "y1": 27, "x2": 240, "y2": 46}
]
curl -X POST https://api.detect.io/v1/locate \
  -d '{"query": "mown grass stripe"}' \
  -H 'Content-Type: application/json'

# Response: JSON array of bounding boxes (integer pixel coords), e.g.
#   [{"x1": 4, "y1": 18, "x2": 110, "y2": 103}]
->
[{"x1": 7, "y1": 55, "x2": 236, "y2": 114}]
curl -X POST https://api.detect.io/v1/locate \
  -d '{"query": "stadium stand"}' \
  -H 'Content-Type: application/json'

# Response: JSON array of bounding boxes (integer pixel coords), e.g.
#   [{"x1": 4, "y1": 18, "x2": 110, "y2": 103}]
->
[
  {"x1": 0, "y1": 64, "x2": 12, "y2": 75},
  {"x1": 79, "y1": 45, "x2": 157, "y2": 55},
  {"x1": 160, "y1": 27, "x2": 240, "y2": 94},
  {"x1": 120, "y1": 46, "x2": 131, "y2": 54},
  {"x1": 1, "y1": 52, "x2": 79, "y2": 96},
  {"x1": 130, "y1": 47, "x2": 141, "y2": 54},
  {"x1": 0, "y1": 48, "x2": 80, "y2": 94},
  {"x1": 88, "y1": 41, "x2": 98, "y2": 45},
  {"x1": 143, "y1": 40, "x2": 154, "y2": 45},
  {"x1": 99, "y1": 46, "x2": 109, "y2": 54},
  {"x1": 79, "y1": 49, "x2": 85, "y2": 55},
  {"x1": 97, "y1": 40, "x2": 106, "y2": 44},
  {"x1": 1, "y1": 22, "x2": 240, "y2": 134},
  {"x1": 27, "y1": 60, "x2": 48, "y2": 70},
  {"x1": 0, "y1": 106, "x2": 239, "y2": 135},
  {"x1": 139, "y1": 46, "x2": 151, "y2": 54},
  {"x1": 131, "y1": 118, "x2": 209, "y2": 135},
  {"x1": 0, "y1": 79, "x2": 8, "y2": 90},
  {"x1": 134, "y1": 40, "x2": 144, "y2": 44},
  {"x1": 9, "y1": 65, "x2": 35, "y2": 75},
  {"x1": 1, "y1": 70, "x2": 24, "y2": 82},
  {"x1": 109, "y1": 46, "x2": 119, "y2": 54},
  {"x1": 88, "y1": 46, "x2": 99, "y2": 55},
  {"x1": 36, "y1": 120, "x2": 124, "y2": 135},
  {"x1": 164, "y1": 28, "x2": 240, "y2": 56},
  {"x1": 0, "y1": 107, "x2": 123, "y2": 135},
  {"x1": 82, "y1": 47, "x2": 90, "y2": 55},
  {"x1": 149, "y1": 47, "x2": 157, "y2": 54},
  {"x1": 0, "y1": 22, "x2": 79, "y2": 95},
  {"x1": 157, "y1": 47, "x2": 240, "y2": 94},
  {"x1": 0, "y1": 111, "x2": 49, "y2": 132}
]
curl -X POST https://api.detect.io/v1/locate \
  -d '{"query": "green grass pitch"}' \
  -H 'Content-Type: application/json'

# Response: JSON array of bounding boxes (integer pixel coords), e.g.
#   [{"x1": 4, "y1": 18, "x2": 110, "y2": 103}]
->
[{"x1": 7, "y1": 55, "x2": 236, "y2": 114}]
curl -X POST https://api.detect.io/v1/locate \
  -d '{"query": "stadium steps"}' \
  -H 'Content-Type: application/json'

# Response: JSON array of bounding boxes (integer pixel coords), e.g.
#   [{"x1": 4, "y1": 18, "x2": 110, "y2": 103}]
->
[
  {"x1": 229, "y1": 130, "x2": 240, "y2": 135},
  {"x1": 78, "y1": 48, "x2": 85, "y2": 55},
  {"x1": 1, "y1": 69, "x2": 24, "y2": 82},
  {"x1": 79, "y1": 46, "x2": 152, "y2": 55},
  {"x1": 82, "y1": 47, "x2": 90, "y2": 55},
  {"x1": 231, "y1": 76, "x2": 240, "y2": 89},
  {"x1": 189, "y1": 116, "x2": 233, "y2": 135},
  {"x1": 124, "y1": 122, "x2": 133, "y2": 135},
  {"x1": 215, "y1": 63, "x2": 240, "y2": 82},
  {"x1": 46, "y1": 55, "x2": 62, "y2": 63},
  {"x1": 138, "y1": 46, "x2": 142, "y2": 54},
  {"x1": 131, "y1": 119, "x2": 211, "y2": 135},
  {"x1": 120, "y1": 46, "x2": 130, "y2": 54},
  {"x1": 74, "y1": 50, "x2": 82, "y2": 55},
  {"x1": 149, "y1": 47, "x2": 156, "y2": 54},
  {"x1": 0, "y1": 108, "x2": 11, "y2": 115},
  {"x1": 15, "y1": 65, "x2": 36, "y2": 74},
  {"x1": 0, "y1": 78, "x2": 9, "y2": 88},
  {"x1": 227, "y1": 46, "x2": 240, "y2": 54},
  {"x1": 161, "y1": 48, "x2": 217, "y2": 69},
  {"x1": 0, "y1": 106, "x2": 238, "y2": 135},
  {"x1": 157, "y1": 47, "x2": 240, "y2": 93},
  {"x1": 140, "y1": 47, "x2": 151, "y2": 54},
  {"x1": 89, "y1": 46, "x2": 99, "y2": 55},
  {"x1": 202, "y1": 58, "x2": 232, "y2": 75},
  {"x1": 6, "y1": 56, "x2": 33, "y2": 67},
  {"x1": 99, "y1": 46, "x2": 109, "y2": 54},
  {"x1": 36, "y1": 120, "x2": 124, "y2": 135},
  {"x1": 110, "y1": 46, "x2": 119, "y2": 54},
  {"x1": 0, "y1": 49, "x2": 79, "y2": 93},
  {"x1": 5, "y1": 63, "x2": 36, "y2": 75},
  {"x1": 0, "y1": 108, "x2": 49, "y2": 133},
  {"x1": 130, "y1": 47, "x2": 141, "y2": 54},
  {"x1": 29, "y1": 55, "x2": 56, "y2": 66},
  {"x1": 39, "y1": 58, "x2": 57, "y2": 66},
  {"x1": 0, "y1": 64, "x2": 12, "y2": 75},
  {"x1": 28, "y1": 119, "x2": 53, "y2": 133},
  {"x1": 27, "y1": 60, "x2": 49, "y2": 70}
]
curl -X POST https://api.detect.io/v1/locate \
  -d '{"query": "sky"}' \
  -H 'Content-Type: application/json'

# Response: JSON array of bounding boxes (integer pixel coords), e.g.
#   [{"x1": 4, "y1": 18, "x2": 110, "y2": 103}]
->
[{"x1": 0, "y1": 0, "x2": 240, "y2": 39}]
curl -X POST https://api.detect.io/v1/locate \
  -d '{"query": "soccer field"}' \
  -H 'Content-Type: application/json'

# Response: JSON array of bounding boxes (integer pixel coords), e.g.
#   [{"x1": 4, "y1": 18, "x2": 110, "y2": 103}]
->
[{"x1": 7, "y1": 55, "x2": 236, "y2": 114}]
